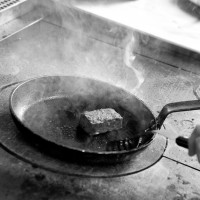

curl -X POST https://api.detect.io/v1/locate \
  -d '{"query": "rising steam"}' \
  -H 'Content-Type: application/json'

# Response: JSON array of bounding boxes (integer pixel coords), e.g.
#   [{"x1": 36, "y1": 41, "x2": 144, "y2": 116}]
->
[
  {"x1": 123, "y1": 35, "x2": 144, "y2": 94},
  {"x1": 31, "y1": 0, "x2": 146, "y2": 96},
  {"x1": 9, "y1": 0, "x2": 150, "y2": 154}
]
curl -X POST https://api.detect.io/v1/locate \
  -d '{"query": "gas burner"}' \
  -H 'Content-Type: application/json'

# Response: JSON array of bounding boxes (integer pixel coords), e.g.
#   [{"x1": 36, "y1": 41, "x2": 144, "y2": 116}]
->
[{"x1": 0, "y1": 83, "x2": 167, "y2": 178}]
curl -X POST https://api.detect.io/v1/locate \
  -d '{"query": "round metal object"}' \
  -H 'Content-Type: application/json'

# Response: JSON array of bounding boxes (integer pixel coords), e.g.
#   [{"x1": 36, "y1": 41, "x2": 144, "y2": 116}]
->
[
  {"x1": 0, "y1": 83, "x2": 167, "y2": 177},
  {"x1": 0, "y1": 82, "x2": 167, "y2": 177},
  {"x1": 9, "y1": 76, "x2": 157, "y2": 164}
]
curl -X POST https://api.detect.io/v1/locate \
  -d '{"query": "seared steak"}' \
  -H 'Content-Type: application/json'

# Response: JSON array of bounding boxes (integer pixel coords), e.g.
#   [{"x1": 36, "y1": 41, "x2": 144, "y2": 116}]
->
[{"x1": 80, "y1": 108, "x2": 123, "y2": 135}]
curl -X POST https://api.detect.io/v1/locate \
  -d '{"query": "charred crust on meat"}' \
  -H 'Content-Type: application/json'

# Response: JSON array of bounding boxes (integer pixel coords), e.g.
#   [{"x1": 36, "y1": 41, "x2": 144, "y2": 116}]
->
[{"x1": 80, "y1": 108, "x2": 123, "y2": 135}]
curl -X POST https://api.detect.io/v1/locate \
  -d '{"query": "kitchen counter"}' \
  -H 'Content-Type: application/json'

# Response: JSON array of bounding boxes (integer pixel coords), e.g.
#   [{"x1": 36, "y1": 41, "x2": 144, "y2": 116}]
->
[{"x1": 75, "y1": 0, "x2": 200, "y2": 53}]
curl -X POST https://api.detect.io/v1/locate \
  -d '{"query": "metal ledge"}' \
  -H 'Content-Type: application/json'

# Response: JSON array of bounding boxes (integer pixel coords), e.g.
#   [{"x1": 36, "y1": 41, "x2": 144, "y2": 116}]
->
[{"x1": 0, "y1": 0, "x2": 35, "y2": 26}]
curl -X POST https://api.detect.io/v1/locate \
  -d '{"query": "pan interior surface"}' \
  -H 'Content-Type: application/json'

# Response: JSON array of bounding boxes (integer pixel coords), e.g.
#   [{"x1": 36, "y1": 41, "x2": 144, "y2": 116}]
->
[{"x1": 10, "y1": 76, "x2": 155, "y2": 153}]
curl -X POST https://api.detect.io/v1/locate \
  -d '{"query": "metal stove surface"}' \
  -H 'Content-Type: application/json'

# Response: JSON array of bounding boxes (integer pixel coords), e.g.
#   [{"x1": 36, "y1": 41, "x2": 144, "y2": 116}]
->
[{"x1": 0, "y1": 12, "x2": 200, "y2": 199}]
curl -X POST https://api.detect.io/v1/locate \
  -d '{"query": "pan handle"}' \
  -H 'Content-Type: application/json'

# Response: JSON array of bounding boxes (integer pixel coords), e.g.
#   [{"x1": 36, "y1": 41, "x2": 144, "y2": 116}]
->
[{"x1": 155, "y1": 100, "x2": 200, "y2": 129}]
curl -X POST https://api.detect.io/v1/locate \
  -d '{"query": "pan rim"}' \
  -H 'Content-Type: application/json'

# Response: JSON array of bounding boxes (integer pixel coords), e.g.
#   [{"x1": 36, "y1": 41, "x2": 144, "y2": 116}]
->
[{"x1": 9, "y1": 75, "x2": 156, "y2": 156}]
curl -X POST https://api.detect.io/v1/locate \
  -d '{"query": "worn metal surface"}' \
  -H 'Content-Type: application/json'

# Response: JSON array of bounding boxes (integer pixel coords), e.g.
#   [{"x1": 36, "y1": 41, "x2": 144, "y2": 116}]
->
[
  {"x1": 0, "y1": 10, "x2": 200, "y2": 199},
  {"x1": 0, "y1": 7, "x2": 44, "y2": 42},
  {"x1": 0, "y1": 0, "x2": 34, "y2": 26},
  {"x1": 0, "y1": 146, "x2": 200, "y2": 199}
]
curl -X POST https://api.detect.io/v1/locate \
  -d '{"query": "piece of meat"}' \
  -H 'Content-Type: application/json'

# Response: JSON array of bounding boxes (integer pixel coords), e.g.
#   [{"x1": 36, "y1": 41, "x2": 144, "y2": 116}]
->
[{"x1": 80, "y1": 108, "x2": 123, "y2": 135}]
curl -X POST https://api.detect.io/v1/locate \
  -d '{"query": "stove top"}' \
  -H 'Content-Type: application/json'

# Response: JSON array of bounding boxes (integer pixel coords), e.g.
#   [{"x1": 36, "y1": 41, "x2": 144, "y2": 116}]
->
[{"x1": 0, "y1": 8, "x2": 200, "y2": 199}]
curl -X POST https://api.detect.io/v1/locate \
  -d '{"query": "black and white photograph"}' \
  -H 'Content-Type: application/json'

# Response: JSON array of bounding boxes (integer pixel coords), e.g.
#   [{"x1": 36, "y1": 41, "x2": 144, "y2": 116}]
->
[{"x1": 0, "y1": 0, "x2": 200, "y2": 199}]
